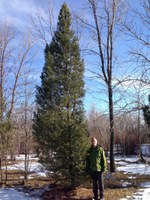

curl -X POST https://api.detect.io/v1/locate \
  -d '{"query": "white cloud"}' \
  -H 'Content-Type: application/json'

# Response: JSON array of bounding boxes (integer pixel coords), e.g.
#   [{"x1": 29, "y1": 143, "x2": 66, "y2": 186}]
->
[{"x1": 0, "y1": 0, "x2": 46, "y2": 29}]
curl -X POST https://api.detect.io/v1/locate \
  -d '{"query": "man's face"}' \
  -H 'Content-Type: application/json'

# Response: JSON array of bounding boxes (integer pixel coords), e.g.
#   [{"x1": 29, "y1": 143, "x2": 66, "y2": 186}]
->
[{"x1": 91, "y1": 138, "x2": 97, "y2": 147}]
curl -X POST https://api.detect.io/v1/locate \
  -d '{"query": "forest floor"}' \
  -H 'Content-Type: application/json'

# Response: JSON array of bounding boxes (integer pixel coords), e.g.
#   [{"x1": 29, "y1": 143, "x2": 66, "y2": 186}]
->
[
  {"x1": 41, "y1": 172, "x2": 149, "y2": 200},
  {"x1": 0, "y1": 155, "x2": 150, "y2": 200}
]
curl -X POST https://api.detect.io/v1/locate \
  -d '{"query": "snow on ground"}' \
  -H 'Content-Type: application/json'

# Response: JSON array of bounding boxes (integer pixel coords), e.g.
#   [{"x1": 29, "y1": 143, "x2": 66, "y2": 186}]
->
[
  {"x1": 118, "y1": 162, "x2": 150, "y2": 175},
  {"x1": 0, "y1": 155, "x2": 43, "y2": 199},
  {"x1": 4, "y1": 161, "x2": 47, "y2": 178},
  {"x1": 3, "y1": 155, "x2": 47, "y2": 178},
  {"x1": 115, "y1": 156, "x2": 150, "y2": 200},
  {"x1": 0, "y1": 188, "x2": 40, "y2": 200},
  {"x1": 0, "y1": 155, "x2": 150, "y2": 199},
  {"x1": 7, "y1": 154, "x2": 39, "y2": 161},
  {"x1": 119, "y1": 183, "x2": 150, "y2": 200}
]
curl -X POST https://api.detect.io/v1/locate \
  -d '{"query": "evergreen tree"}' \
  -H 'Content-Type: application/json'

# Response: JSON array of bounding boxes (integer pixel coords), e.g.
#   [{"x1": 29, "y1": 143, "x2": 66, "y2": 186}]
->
[{"x1": 33, "y1": 3, "x2": 89, "y2": 187}]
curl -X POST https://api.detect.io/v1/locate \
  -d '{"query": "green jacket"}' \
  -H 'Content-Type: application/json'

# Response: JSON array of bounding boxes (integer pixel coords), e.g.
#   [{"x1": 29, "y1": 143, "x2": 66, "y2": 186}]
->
[{"x1": 86, "y1": 145, "x2": 107, "y2": 172}]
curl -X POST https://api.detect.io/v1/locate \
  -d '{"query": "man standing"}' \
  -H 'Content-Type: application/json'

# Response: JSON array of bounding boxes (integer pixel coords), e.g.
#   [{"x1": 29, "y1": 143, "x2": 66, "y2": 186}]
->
[{"x1": 86, "y1": 137, "x2": 107, "y2": 200}]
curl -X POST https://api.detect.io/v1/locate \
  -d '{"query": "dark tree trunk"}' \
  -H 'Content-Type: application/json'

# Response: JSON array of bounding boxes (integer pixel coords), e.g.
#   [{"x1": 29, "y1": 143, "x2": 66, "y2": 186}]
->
[{"x1": 108, "y1": 84, "x2": 115, "y2": 172}]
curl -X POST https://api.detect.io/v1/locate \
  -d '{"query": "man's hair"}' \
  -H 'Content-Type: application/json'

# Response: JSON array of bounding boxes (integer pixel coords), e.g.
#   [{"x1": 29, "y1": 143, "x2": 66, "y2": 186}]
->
[{"x1": 91, "y1": 137, "x2": 97, "y2": 141}]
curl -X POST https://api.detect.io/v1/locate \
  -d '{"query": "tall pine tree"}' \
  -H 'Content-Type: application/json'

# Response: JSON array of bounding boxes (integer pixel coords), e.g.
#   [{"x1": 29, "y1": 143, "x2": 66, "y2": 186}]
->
[{"x1": 33, "y1": 3, "x2": 89, "y2": 187}]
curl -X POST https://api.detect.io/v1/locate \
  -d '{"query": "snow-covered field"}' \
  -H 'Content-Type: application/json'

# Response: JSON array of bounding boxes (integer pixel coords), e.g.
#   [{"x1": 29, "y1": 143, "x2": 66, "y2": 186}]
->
[
  {"x1": 5, "y1": 154, "x2": 47, "y2": 179},
  {"x1": 0, "y1": 155, "x2": 150, "y2": 199},
  {"x1": 115, "y1": 156, "x2": 150, "y2": 199}
]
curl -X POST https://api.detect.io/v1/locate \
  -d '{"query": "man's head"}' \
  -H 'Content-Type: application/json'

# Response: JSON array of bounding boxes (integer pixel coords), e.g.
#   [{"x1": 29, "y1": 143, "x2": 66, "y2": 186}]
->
[{"x1": 91, "y1": 137, "x2": 98, "y2": 147}]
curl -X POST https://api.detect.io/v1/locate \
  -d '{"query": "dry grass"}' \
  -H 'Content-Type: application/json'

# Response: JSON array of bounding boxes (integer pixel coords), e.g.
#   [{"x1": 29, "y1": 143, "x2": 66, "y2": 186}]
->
[
  {"x1": 41, "y1": 187, "x2": 139, "y2": 200},
  {"x1": 65, "y1": 187, "x2": 138, "y2": 200},
  {"x1": 0, "y1": 159, "x2": 150, "y2": 200},
  {"x1": 41, "y1": 171, "x2": 150, "y2": 200}
]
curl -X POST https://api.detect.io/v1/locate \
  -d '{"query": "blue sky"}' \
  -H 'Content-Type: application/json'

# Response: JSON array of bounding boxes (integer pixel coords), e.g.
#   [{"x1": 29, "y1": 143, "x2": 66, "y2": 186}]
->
[
  {"x1": 0, "y1": 0, "x2": 149, "y2": 113},
  {"x1": 0, "y1": 0, "x2": 84, "y2": 29}
]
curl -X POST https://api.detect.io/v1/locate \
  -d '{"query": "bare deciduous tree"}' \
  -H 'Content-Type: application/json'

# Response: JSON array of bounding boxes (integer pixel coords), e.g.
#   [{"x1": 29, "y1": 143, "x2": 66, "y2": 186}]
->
[
  {"x1": 0, "y1": 22, "x2": 35, "y2": 184},
  {"x1": 123, "y1": 0, "x2": 150, "y2": 84},
  {"x1": 30, "y1": 0, "x2": 55, "y2": 46},
  {"x1": 77, "y1": 0, "x2": 126, "y2": 172},
  {"x1": 87, "y1": 105, "x2": 110, "y2": 153}
]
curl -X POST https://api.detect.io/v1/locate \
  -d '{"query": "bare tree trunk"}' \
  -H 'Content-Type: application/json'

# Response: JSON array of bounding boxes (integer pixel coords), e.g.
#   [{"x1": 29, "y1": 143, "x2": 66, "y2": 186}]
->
[
  {"x1": 85, "y1": 0, "x2": 122, "y2": 172},
  {"x1": 4, "y1": 157, "x2": 8, "y2": 184},
  {"x1": 137, "y1": 102, "x2": 145, "y2": 162},
  {"x1": 108, "y1": 84, "x2": 115, "y2": 172},
  {"x1": 0, "y1": 157, "x2": 2, "y2": 182},
  {"x1": 23, "y1": 78, "x2": 34, "y2": 184},
  {"x1": 24, "y1": 146, "x2": 28, "y2": 183}
]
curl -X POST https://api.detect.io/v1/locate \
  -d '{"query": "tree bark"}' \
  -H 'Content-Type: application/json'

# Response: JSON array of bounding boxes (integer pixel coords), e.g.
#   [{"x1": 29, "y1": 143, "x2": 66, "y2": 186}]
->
[{"x1": 108, "y1": 84, "x2": 115, "y2": 172}]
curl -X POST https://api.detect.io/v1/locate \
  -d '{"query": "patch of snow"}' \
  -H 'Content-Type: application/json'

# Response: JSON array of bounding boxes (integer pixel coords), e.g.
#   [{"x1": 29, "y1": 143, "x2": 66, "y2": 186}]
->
[
  {"x1": 3, "y1": 161, "x2": 45, "y2": 173},
  {"x1": 118, "y1": 157, "x2": 150, "y2": 200},
  {"x1": 121, "y1": 181, "x2": 131, "y2": 187},
  {"x1": 116, "y1": 161, "x2": 128, "y2": 166},
  {"x1": 128, "y1": 176, "x2": 136, "y2": 179},
  {"x1": 2, "y1": 161, "x2": 47, "y2": 179},
  {"x1": 115, "y1": 156, "x2": 139, "y2": 163},
  {"x1": 130, "y1": 188, "x2": 150, "y2": 199},
  {"x1": 140, "y1": 182, "x2": 150, "y2": 188},
  {"x1": 8, "y1": 154, "x2": 39, "y2": 161},
  {"x1": 0, "y1": 188, "x2": 40, "y2": 200},
  {"x1": 28, "y1": 172, "x2": 47, "y2": 179},
  {"x1": 117, "y1": 163, "x2": 150, "y2": 175}
]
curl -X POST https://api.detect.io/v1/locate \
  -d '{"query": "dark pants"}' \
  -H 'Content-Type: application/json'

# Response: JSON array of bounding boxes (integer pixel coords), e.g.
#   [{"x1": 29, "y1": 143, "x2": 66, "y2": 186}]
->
[{"x1": 91, "y1": 171, "x2": 104, "y2": 200}]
